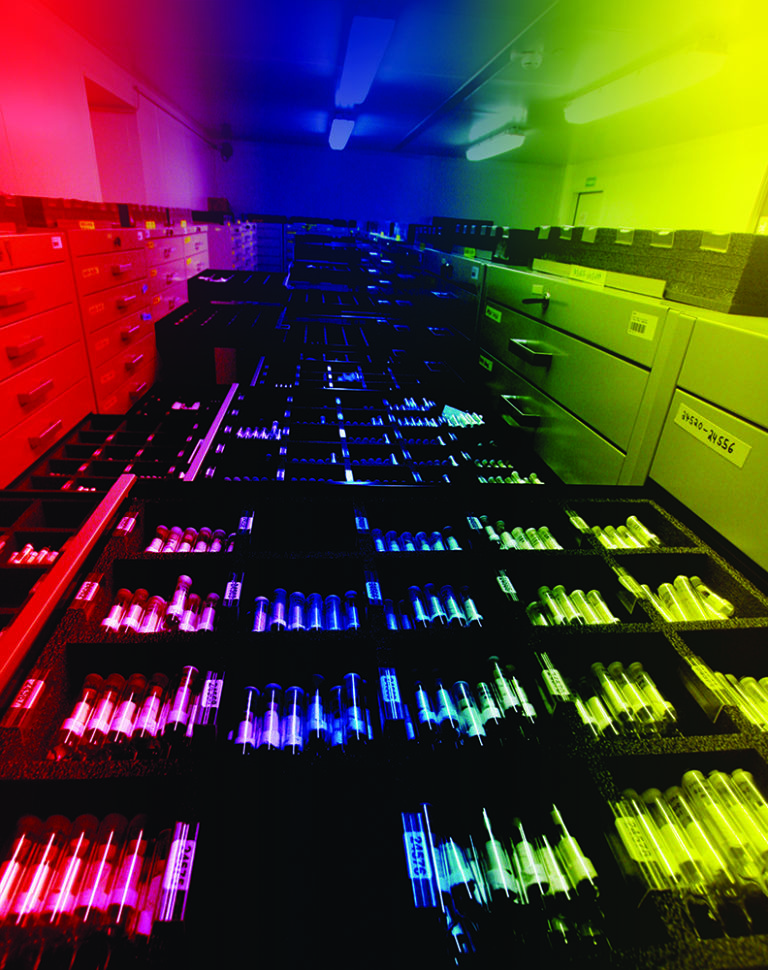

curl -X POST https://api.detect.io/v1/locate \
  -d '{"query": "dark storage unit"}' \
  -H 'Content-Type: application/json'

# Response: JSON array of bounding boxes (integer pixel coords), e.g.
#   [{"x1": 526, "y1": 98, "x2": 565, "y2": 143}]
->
[{"x1": 0, "y1": 234, "x2": 767, "y2": 970}]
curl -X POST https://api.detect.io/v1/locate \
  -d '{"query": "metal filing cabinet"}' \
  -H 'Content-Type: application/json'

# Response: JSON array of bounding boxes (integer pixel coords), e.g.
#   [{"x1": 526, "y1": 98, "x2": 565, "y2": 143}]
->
[
  {"x1": 476, "y1": 264, "x2": 692, "y2": 485},
  {"x1": 182, "y1": 225, "x2": 209, "y2": 281},
  {"x1": 0, "y1": 233, "x2": 94, "y2": 486},
  {"x1": 650, "y1": 309, "x2": 768, "y2": 572}
]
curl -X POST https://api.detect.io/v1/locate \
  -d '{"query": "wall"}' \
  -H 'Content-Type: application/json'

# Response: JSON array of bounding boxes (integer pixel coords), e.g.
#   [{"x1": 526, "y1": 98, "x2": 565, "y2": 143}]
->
[
  {"x1": 558, "y1": 124, "x2": 768, "y2": 232},
  {"x1": 0, "y1": 0, "x2": 219, "y2": 208},
  {"x1": 214, "y1": 141, "x2": 563, "y2": 228}
]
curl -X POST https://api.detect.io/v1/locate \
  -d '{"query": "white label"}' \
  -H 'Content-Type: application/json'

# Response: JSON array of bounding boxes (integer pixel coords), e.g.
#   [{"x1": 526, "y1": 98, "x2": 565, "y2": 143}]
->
[
  {"x1": 10, "y1": 679, "x2": 45, "y2": 709},
  {"x1": 366, "y1": 581, "x2": 382, "y2": 603},
  {"x1": 627, "y1": 311, "x2": 658, "y2": 341},
  {"x1": 224, "y1": 581, "x2": 242, "y2": 601},
  {"x1": 380, "y1": 671, "x2": 401, "y2": 703},
  {"x1": 570, "y1": 265, "x2": 606, "y2": 286},
  {"x1": 201, "y1": 678, "x2": 223, "y2": 709},
  {"x1": 404, "y1": 831, "x2": 432, "y2": 880},
  {"x1": 542, "y1": 668, "x2": 571, "y2": 699},
  {"x1": 162, "y1": 838, "x2": 197, "y2": 894},
  {"x1": 116, "y1": 516, "x2": 136, "y2": 534},
  {"x1": 51, "y1": 236, "x2": 63, "y2": 250},
  {"x1": 355, "y1": 516, "x2": 369, "y2": 532},
  {"x1": 673, "y1": 402, "x2": 752, "y2": 468},
  {"x1": 75, "y1": 580, "x2": 99, "y2": 602}
]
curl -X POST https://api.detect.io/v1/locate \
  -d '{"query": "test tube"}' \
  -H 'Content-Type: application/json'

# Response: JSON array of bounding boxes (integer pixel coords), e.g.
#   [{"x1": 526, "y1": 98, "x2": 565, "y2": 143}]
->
[
  {"x1": 144, "y1": 525, "x2": 169, "y2": 554},
  {"x1": 233, "y1": 686, "x2": 260, "y2": 754},
  {"x1": 324, "y1": 594, "x2": 342, "y2": 631},
  {"x1": 179, "y1": 593, "x2": 201, "y2": 633},
  {"x1": 607, "y1": 662, "x2": 654, "y2": 732},
  {"x1": 288, "y1": 591, "x2": 306, "y2": 631},
  {"x1": 193, "y1": 527, "x2": 212, "y2": 553},
  {"x1": 343, "y1": 672, "x2": 368, "y2": 745},
  {"x1": 155, "y1": 820, "x2": 199, "y2": 924},
  {"x1": 48, "y1": 674, "x2": 105, "y2": 761},
  {"x1": 177, "y1": 527, "x2": 198, "y2": 554},
  {"x1": 131, "y1": 828, "x2": 171, "y2": 940},
  {"x1": 197, "y1": 592, "x2": 219, "y2": 632},
  {"x1": 75, "y1": 814, "x2": 128, "y2": 926},
  {"x1": 525, "y1": 528, "x2": 547, "y2": 551},
  {"x1": 307, "y1": 592, "x2": 324, "y2": 631},
  {"x1": 460, "y1": 586, "x2": 483, "y2": 626},
  {"x1": 538, "y1": 526, "x2": 563, "y2": 550},
  {"x1": 585, "y1": 590, "x2": 619, "y2": 624},
  {"x1": 101, "y1": 588, "x2": 132, "y2": 632},
  {"x1": 538, "y1": 586, "x2": 566, "y2": 626},
  {"x1": 384, "y1": 598, "x2": 399, "y2": 631},
  {"x1": 552, "y1": 586, "x2": 585, "y2": 626},
  {"x1": 10, "y1": 815, "x2": 71, "y2": 926},
  {"x1": 119, "y1": 589, "x2": 149, "y2": 633},
  {"x1": 258, "y1": 684, "x2": 283, "y2": 752},
  {"x1": 434, "y1": 677, "x2": 462, "y2": 743},
  {"x1": 209, "y1": 529, "x2": 227, "y2": 553},
  {"x1": 480, "y1": 808, "x2": 518, "y2": 902},
  {"x1": 413, "y1": 679, "x2": 438, "y2": 740},
  {"x1": 42, "y1": 813, "x2": 99, "y2": 927},
  {"x1": 164, "y1": 575, "x2": 193, "y2": 627},
  {"x1": 657, "y1": 583, "x2": 688, "y2": 621},
  {"x1": 440, "y1": 585, "x2": 467, "y2": 626},
  {"x1": 80, "y1": 673, "x2": 126, "y2": 753},
  {"x1": 415, "y1": 531, "x2": 432, "y2": 552},
  {"x1": 163, "y1": 667, "x2": 199, "y2": 739},
  {"x1": 401, "y1": 812, "x2": 440, "y2": 909},
  {"x1": 385, "y1": 530, "x2": 402, "y2": 552},
  {"x1": 626, "y1": 662, "x2": 677, "y2": 729},
  {"x1": 372, "y1": 529, "x2": 385, "y2": 552},
  {"x1": 138, "y1": 595, "x2": 167, "y2": 634},
  {"x1": 673, "y1": 575, "x2": 710, "y2": 621},
  {"x1": 106, "y1": 673, "x2": 148, "y2": 749},
  {"x1": 495, "y1": 521, "x2": 516, "y2": 550},
  {"x1": 344, "y1": 590, "x2": 360, "y2": 630},
  {"x1": 400, "y1": 531, "x2": 416, "y2": 552},
  {"x1": 442, "y1": 527, "x2": 461, "y2": 551},
  {"x1": 160, "y1": 527, "x2": 184, "y2": 553},
  {"x1": 569, "y1": 590, "x2": 601, "y2": 626},
  {"x1": 626, "y1": 515, "x2": 661, "y2": 548},
  {"x1": 453, "y1": 682, "x2": 486, "y2": 744},
  {"x1": 424, "y1": 584, "x2": 447, "y2": 625},
  {"x1": 305, "y1": 675, "x2": 328, "y2": 752},
  {"x1": 408, "y1": 586, "x2": 430, "y2": 627},
  {"x1": 281, "y1": 686, "x2": 305, "y2": 754},
  {"x1": 132, "y1": 673, "x2": 169, "y2": 752},
  {"x1": 690, "y1": 576, "x2": 735, "y2": 618},
  {"x1": 511, "y1": 527, "x2": 532, "y2": 550},
  {"x1": 107, "y1": 814, "x2": 149, "y2": 928},
  {"x1": 269, "y1": 588, "x2": 288, "y2": 631},
  {"x1": 615, "y1": 525, "x2": 644, "y2": 549}
]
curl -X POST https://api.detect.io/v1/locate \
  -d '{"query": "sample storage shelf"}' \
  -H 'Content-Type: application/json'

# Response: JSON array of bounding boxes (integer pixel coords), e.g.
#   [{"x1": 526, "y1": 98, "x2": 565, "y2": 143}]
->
[{"x1": 1, "y1": 479, "x2": 767, "y2": 969}]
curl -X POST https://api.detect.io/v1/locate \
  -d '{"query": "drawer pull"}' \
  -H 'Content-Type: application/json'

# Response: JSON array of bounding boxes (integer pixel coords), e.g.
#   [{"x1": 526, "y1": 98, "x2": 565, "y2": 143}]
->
[
  {"x1": 111, "y1": 263, "x2": 132, "y2": 276},
  {"x1": 129, "y1": 382, "x2": 148, "y2": 400},
  {"x1": 6, "y1": 334, "x2": 44, "y2": 359},
  {"x1": 29, "y1": 419, "x2": 62, "y2": 449},
  {"x1": 18, "y1": 378, "x2": 54, "y2": 407},
  {"x1": 125, "y1": 353, "x2": 144, "y2": 371},
  {"x1": 117, "y1": 294, "x2": 137, "y2": 309},
  {"x1": 163, "y1": 247, "x2": 173, "y2": 258},
  {"x1": 121, "y1": 324, "x2": 140, "y2": 341},
  {"x1": 507, "y1": 338, "x2": 553, "y2": 366},
  {"x1": 501, "y1": 394, "x2": 542, "y2": 427},
  {"x1": 521, "y1": 292, "x2": 551, "y2": 312},
  {"x1": 0, "y1": 287, "x2": 34, "y2": 308}
]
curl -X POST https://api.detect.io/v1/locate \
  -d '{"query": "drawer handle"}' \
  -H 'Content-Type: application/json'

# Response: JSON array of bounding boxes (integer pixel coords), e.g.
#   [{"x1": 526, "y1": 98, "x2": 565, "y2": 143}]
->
[
  {"x1": 117, "y1": 294, "x2": 137, "y2": 309},
  {"x1": 521, "y1": 292, "x2": 551, "y2": 312},
  {"x1": 125, "y1": 353, "x2": 144, "y2": 371},
  {"x1": 501, "y1": 394, "x2": 542, "y2": 427},
  {"x1": 507, "y1": 338, "x2": 553, "y2": 366},
  {"x1": 121, "y1": 324, "x2": 140, "y2": 341},
  {"x1": 6, "y1": 334, "x2": 44, "y2": 359},
  {"x1": 163, "y1": 247, "x2": 173, "y2": 258},
  {"x1": 111, "y1": 263, "x2": 132, "y2": 276},
  {"x1": 0, "y1": 287, "x2": 34, "y2": 308},
  {"x1": 18, "y1": 378, "x2": 54, "y2": 407},
  {"x1": 129, "y1": 382, "x2": 148, "y2": 400},
  {"x1": 28, "y1": 418, "x2": 62, "y2": 449}
]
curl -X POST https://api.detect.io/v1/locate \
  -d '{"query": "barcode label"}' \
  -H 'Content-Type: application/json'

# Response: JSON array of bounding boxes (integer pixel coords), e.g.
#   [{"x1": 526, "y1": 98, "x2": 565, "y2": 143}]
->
[
  {"x1": 366, "y1": 581, "x2": 382, "y2": 603},
  {"x1": 627, "y1": 311, "x2": 657, "y2": 341},
  {"x1": 355, "y1": 516, "x2": 369, "y2": 532},
  {"x1": 75, "y1": 580, "x2": 99, "y2": 602}
]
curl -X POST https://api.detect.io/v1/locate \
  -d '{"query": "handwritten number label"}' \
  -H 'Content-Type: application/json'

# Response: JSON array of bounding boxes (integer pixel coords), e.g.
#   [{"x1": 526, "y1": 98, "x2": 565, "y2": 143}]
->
[{"x1": 673, "y1": 402, "x2": 752, "y2": 468}]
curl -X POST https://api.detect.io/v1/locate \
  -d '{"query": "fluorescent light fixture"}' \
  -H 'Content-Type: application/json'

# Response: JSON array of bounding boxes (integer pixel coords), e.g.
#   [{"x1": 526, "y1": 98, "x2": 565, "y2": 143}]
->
[
  {"x1": 335, "y1": 16, "x2": 395, "y2": 108},
  {"x1": 466, "y1": 130, "x2": 525, "y2": 162},
  {"x1": 564, "y1": 48, "x2": 727, "y2": 125},
  {"x1": 329, "y1": 117, "x2": 355, "y2": 150}
]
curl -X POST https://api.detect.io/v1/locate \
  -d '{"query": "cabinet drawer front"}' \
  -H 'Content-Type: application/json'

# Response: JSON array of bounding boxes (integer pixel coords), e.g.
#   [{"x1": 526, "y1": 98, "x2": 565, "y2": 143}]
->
[
  {"x1": 678, "y1": 318, "x2": 768, "y2": 430},
  {"x1": 147, "y1": 282, "x2": 188, "y2": 321},
  {"x1": 85, "y1": 310, "x2": 154, "y2": 371},
  {"x1": 67, "y1": 228, "x2": 146, "y2": 257},
  {"x1": 185, "y1": 255, "x2": 209, "y2": 279},
  {"x1": 96, "y1": 349, "x2": 157, "y2": 414},
  {"x1": 147, "y1": 258, "x2": 186, "y2": 294},
  {"x1": 0, "y1": 342, "x2": 90, "y2": 436},
  {"x1": 93, "y1": 333, "x2": 156, "y2": 405},
  {"x1": 0, "y1": 263, "x2": 77, "y2": 326},
  {"x1": 79, "y1": 280, "x2": 151, "y2": 333},
  {"x1": 73, "y1": 251, "x2": 148, "y2": 296},
  {"x1": 0, "y1": 378, "x2": 94, "y2": 488},
  {"x1": 484, "y1": 265, "x2": 667, "y2": 366},
  {"x1": 651, "y1": 389, "x2": 768, "y2": 573},
  {"x1": 0, "y1": 233, "x2": 68, "y2": 270},
  {"x1": 478, "y1": 356, "x2": 626, "y2": 484},
  {"x1": 0, "y1": 304, "x2": 83, "y2": 382},
  {"x1": 479, "y1": 302, "x2": 648, "y2": 450},
  {"x1": 183, "y1": 234, "x2": 208, "y2": 256},
  {"x1": 146, "y1": 236, "x2": 185, "y2": 266}
]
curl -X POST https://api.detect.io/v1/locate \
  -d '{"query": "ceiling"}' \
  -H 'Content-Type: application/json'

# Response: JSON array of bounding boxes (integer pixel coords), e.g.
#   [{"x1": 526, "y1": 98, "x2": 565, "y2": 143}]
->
[{"x1": 40, "y1": 0, "x2": 768, "y2": 165}]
